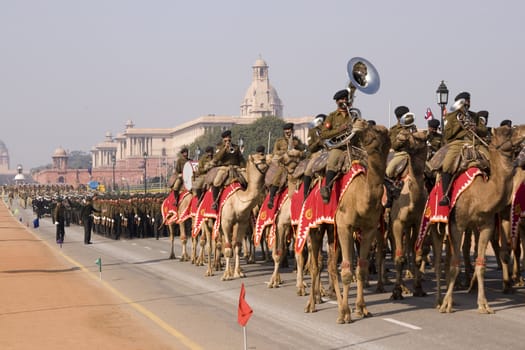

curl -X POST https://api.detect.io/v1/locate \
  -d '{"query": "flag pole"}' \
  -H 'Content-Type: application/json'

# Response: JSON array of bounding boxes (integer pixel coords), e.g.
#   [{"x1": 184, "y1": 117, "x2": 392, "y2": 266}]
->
[{"x1": 243, "y1": 326, "x2": 247, "y2": 350}]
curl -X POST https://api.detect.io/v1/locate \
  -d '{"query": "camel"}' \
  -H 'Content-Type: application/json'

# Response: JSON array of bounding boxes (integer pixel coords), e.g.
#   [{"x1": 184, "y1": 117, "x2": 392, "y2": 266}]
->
[
  {"x1": 388, "y1": 131, "x2": 429, "y2": 299},
  {"x1": 166, "y1": 192, "x2": 193, "y2": 261},
  {"x1": 218, "y1": 152, "x2": 269, "y2": 281},
  {"x1": 329, "y1": 122, "x2": 391, "y2": 324},
  {"x1": 498, "y1": 124, "x2": 525, "y2": 292},
  {"x1": 434, "y1": 125, "x2": 516, "y2": 314}
]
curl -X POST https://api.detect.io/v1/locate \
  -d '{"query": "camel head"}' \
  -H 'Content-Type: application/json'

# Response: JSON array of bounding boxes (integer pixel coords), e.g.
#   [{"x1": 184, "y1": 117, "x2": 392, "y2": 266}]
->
[
  {"x1": 490, "y1": 125, "x2": 515, "y2": 157},
  {"x1": 247, "y1": 152, "x2": 269, "y2": 180},
  {"x1": 360, "y1": 124, "x2": 391, "y2": 159}
]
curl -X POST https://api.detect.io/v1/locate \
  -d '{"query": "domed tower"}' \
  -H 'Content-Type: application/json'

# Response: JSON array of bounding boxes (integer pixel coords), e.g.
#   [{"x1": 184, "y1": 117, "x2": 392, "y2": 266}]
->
[
  {"x1": 52, "y1": 146, "x2": 68, "y2": 171},
  {"x1": 14, "y1": 165, "x2": 25, "y2": 184},
  {"x1": 240, "y1": 57, "x2": 283, "y2": 118},
  {"x1": 0, "y1": 140, "x2": 9, "y2": 172}
]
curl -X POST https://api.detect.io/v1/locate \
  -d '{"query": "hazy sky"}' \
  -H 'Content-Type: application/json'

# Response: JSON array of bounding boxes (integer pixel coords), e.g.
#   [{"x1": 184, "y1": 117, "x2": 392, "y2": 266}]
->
[{"x1": 1, "y1": 0, "x2": 524, "y2": 169}]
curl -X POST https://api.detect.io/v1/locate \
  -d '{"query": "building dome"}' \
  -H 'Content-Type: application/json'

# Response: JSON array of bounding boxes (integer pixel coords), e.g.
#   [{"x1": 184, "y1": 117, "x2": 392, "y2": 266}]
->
[
  {"x1": 240, "y1": 57, "x2": 283, "y2": 118},
  {"x1": 53, "y1": 147, "x2": 67, "y2": 157}
]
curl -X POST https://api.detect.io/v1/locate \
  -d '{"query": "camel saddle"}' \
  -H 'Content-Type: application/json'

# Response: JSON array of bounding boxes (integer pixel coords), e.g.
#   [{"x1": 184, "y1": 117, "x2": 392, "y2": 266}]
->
[
  {"x1": 264, "y1": 161, "x2": 288, "y2": 188},
  {"x1": 291, "y1": 158, "x2": 309, "y2": 179},
  {"x1": 428, "y1": 143, "x2": 489, "y2": 175},
  {"x1": 386, "y1": 151, "x2": 409, "y2": 179},
  {"x1": 204, "y1": 166, "x2": 246, "y2": 188}
]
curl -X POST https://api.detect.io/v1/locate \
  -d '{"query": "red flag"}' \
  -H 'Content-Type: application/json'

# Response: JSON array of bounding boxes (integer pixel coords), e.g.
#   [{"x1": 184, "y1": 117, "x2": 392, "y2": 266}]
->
[
  {"x1": 237, "y1": 283, "x2": 253, "y2": 326},
  {"x1": 425, "y1": 107, "x2": 434, "y2": 120}
]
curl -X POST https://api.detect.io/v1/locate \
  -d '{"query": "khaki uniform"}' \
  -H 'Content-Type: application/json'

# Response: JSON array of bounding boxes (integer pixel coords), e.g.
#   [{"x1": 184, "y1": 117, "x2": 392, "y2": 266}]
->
[
  {"x1": 426, "y1": 130, "x2": 442, "y2": 161},
  {"x1": 321, "y1": 109, "x2": 352, "y2": 172},
  {"x1": 386, "y1": 127, "x2": 414, "y2": 178},
  {"x1": 193, "y1": 153, "x2": 214, "y2": 192},
  {"x1": 212, "y1": 143, "x2": 245, "y2": 187},
  {"x1": 442, "y1": 110, "x2": 488, "y2": 173},
  {"x1": 271, "y1": 135, "x2": 305, "y2": 187},
  {"x1": 172, "y1": 155, "x2": 189, "y2": 191},
  {"x1": 304, "y1": 126, "x2": 324, "y2": 177}
]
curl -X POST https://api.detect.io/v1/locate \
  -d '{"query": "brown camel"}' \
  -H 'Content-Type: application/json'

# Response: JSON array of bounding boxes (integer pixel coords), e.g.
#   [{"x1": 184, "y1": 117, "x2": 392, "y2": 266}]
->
[
  {"x1": 219, "y1": 153, "x2": 269, "y2": 281},
  {"x1": 330, "y1": 122, "x2": 391, "y2": 324},
  {"x1": 498, "y1": 124, "x2": 525, "y2": 292},
  {"x1": 435, "y1": 125, "x2": 516, "y2": 314},
  {"x1": 167, "y1": 192, "x2": 193, "y2": 261},
  {"x1": 388, "y1": 131, "x2": 429, "y2": 300}
]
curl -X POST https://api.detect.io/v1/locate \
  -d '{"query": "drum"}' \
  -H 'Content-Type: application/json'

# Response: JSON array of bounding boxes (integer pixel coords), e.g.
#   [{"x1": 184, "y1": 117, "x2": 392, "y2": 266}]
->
[{"x1": 183, "y1": 161, "x2": 199, "y2": 190}]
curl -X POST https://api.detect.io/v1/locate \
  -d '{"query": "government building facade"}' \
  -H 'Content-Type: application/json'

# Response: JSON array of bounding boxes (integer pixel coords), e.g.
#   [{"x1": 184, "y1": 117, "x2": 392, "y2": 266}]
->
[{"x1": 32, "y1": 57, "x2": 312, "y2": 189}]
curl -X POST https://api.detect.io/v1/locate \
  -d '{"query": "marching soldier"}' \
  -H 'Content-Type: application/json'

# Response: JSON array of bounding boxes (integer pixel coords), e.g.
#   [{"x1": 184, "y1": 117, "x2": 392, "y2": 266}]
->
[
  {"x1": 210, "y1": 130, "x2": 246, "y2": 210},
  {"x1": 267, "y1": 122, "x2": 305, "y2": 209}
]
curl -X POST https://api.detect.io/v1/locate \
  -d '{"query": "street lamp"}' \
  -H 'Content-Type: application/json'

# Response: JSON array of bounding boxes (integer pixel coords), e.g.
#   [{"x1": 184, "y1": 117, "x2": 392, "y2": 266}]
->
[
  {"x1": 436, "y1": 80, "x2": 449, "y2": 135},
  {"x1": 111, "y1": 154, "x2": 116, "y2": 192},
  {"x1": 143, "y1": 152, "x2": 148, "y2": 194}
]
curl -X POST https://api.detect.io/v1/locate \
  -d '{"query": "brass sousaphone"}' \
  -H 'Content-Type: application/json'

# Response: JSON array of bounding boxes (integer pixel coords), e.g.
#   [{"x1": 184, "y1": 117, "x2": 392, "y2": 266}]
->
[{"x1": 325, "y1": 57, "x2": 380, "y2": 149}]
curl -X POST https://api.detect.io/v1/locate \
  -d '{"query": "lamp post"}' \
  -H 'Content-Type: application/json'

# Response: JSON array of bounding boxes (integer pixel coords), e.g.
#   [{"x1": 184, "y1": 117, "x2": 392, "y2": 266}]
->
[
  {"x1": 111, "y1": 154, "x2": 116, "y2": 192},
  {"x1": 436, "y1": 80, "x2": 449, "y2": 135},
  {"x1": 143, "y1": 152, "x2": 148, "y2": 194}
]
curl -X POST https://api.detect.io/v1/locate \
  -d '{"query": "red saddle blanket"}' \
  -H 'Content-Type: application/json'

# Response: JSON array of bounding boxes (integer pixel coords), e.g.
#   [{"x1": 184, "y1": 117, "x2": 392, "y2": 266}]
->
[
  {"x1": 511, "y1": 181, "x2": 525, "y2": 249},
  {"x1": 192, "y1": 183, "x2": 242, "y2": 238},
  {"x1": 294, "y1": 163, "x2": 366, "y2": 254},
  {"x1": 416, "y1": 167, "x2": 482, "y2": 251},
  {"x1": 254, "y1": 188, "x2": 289, "y2": 247},
  {"x1": 161, "y1": 190, "x2": 191, "y2": 225}
]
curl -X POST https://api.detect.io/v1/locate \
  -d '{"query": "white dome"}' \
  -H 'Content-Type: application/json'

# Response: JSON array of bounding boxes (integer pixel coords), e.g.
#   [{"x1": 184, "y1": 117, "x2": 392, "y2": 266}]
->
[{"x1": 53, "y1": 147, "x2": 67, "y2": 157}]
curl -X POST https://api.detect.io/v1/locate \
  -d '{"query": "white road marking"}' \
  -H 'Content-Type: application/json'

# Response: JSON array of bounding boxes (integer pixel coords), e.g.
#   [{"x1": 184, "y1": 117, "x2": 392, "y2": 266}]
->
[
  {"x1": 144, "y1": 246, "x2": 152, "y2": 250},
  {"x1": 131, "y1": 242, "x2": 137, "y2": 246},
  {"x1": 382, "y1": 318, "x2": 422, "y2": 330},
  {"x1": 160, "y1": 250, "x2": 168, "y2": 254}
]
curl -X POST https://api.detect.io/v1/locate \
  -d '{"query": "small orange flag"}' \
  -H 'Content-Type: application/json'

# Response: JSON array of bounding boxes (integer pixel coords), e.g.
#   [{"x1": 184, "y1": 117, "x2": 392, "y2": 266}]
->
[{"x1": 237, "y1": 283, "x2": 253, "y2": 326}]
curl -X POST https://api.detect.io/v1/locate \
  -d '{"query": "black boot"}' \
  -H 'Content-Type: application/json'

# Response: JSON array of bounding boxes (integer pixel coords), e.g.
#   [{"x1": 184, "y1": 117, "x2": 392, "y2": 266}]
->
[
  {"x1": 303, "y1": 175, "x2": 312, "y2": 201},
  {"x1": 439, "y1": 172, "x2": 452, "y2": 206},
  {"x1": 211, "y1": 186, "x2": 220, "y2": 211},
  {"x1": 268, "y1": 185, "x2": 279, "y2": 209},
  {"x1": 320, "y1": 170, "x2": 336, "y2": 204}
]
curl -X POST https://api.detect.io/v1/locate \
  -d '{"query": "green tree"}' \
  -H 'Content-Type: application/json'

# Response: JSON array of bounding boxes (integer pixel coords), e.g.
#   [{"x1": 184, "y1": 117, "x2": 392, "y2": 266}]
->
[{"x1": 185, "y1": 116, "x2": 285, "y2": 157}]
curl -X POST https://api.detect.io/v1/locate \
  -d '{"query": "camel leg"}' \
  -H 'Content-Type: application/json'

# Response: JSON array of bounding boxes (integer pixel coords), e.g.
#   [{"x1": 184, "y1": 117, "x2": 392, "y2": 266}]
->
[
  {"x1": 375, "y1": 227, "x2": 387, "y2": 293},
  {"x1": 439, "y1": 226, "x2": 461, "y2": 313},
  {"x1": 355, "y1": 229, "x2": 374, "y2": 318},
  {"x1": 233, "y1": 223, "x2": 246, "y2": 278},
  {"x1": 473, "y1": 226, "x2": 495, "y2": 314},
  {"x1": 168, "y1": 224, "x2": 176, "y2": 260},
  {"x1": 336, "y1": 225, "x2": 353, "y2": 324},
  {"x1": 429, "y1": 225, "x2": 445, "y2": 308},
  {"x1": 295, "y1": 243, "x2": 307, "y2": 296},
  {"x1": 391, "y1": 219, "x2": 406, "y2": 300},
  {"x1": 305, "y1": 228, "x2": 323, "y2": 312},
  {"x1": 268, "y1": 222, "x2": 287, "y2": 288},
  {"x1": 499, "y1": 217, "x2": 514, "y2": 293}
]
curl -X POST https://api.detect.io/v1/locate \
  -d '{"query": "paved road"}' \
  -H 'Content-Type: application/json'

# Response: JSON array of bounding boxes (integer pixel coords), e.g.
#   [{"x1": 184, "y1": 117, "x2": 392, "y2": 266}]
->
[{"x1": 10, "y1": 201, "x2": 525, "y2": 350}]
